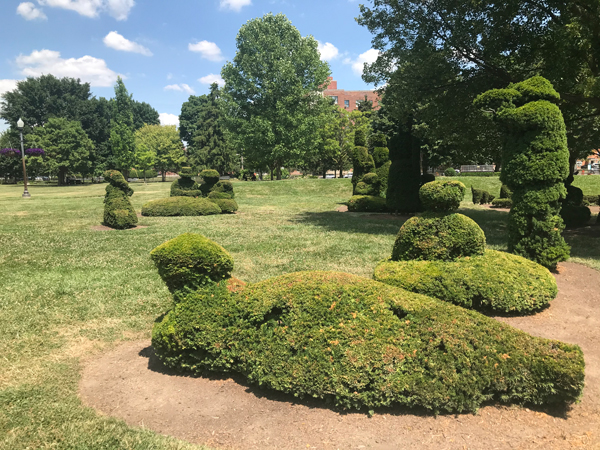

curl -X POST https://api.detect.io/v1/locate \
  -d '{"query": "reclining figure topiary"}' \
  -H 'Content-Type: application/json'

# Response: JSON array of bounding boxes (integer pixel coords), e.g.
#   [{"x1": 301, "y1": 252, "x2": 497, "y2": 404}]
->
[
  {"x1": 150, "y1": 232, "x2": 584, "y2": 414},
  {"x1": 374, "y1": 180, "x2": 558, "y2": 314},
  {"x1": 103, "y1": 170, "x2": 138, "y2": 229}
]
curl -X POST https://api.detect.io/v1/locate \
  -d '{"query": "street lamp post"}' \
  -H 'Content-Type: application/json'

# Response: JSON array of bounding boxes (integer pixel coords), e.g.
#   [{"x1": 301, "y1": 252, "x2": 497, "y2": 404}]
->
[{"x1": 17, "y1": 118, "x2": 31, "y2": 198}]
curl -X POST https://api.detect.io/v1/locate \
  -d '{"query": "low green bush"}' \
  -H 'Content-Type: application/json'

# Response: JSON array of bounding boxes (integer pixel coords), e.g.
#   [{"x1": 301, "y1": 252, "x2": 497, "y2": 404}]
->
[
  {"x1": 582, "y1": 194, "x2": 600, "y2": 206},
  {"x1": 444, "y1": 167, "x2": 457, "y2": 177},
  {"x1": 392, "y1": 213, "x2": 486, "y2": 261},
  {"x1": 458, "y1": 172, "x2": 500, "y2": 177},
  {"x1": 150, "y1": 233, "x2": 233, "y2": 294},
  {"x1": 561, "y1": 205, "x2": 592, "y2": 228},
  {"x1": 471, "y1": 187, "x2": 495, "y2": 204},
  {"x1": 492, "y1": 198, "x2": 512, "y2": 208},
  {"x1": 375, "y1": 250, "x2": 557, "y2": 313},
  {"x1": 211, "y1": 180, "x2": 235, "y2": 198},
  {"x1": 209, "y1": 198, "x2": 238, "y2": 213},
  {"x1": 142, "y1": 197, "x2": 221, "y2": 217},
  {"x1": 152, "y1": 270, "x2": 584, "y2": 413},
  {"x1": 348, "y1": 195, "x2": 388, "y2": 212},
  {"x1": 103, "y1": 170, "x2": 137, "y2": 229},
  {"x1": 419, "y1": 180, "x2": 466, "y2": 212}
]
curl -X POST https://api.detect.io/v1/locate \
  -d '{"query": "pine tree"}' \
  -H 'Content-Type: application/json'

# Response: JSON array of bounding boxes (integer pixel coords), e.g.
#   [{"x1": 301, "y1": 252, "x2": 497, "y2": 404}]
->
[{"x1": 110, "y1": 77, "x2": 136, "y2": 179}]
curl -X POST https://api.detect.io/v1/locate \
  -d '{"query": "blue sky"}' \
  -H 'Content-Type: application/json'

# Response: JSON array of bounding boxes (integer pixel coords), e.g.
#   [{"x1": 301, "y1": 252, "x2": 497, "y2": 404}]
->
[{"x1": 0, "y1": 0, "x2": 380, "y2": 131}]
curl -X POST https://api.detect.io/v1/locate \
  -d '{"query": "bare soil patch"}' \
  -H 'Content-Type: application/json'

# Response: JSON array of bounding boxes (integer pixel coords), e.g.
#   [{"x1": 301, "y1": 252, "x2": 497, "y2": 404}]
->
[
  {"x1": 80, "y1": 262, "x2": 600, "y2": 450},
  {"x1": 90, "y1": 225, "x2": 148, "y2": 231}
]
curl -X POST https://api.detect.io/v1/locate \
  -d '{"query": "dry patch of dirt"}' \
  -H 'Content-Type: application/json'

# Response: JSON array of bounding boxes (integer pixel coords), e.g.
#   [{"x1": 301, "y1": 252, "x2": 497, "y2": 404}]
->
[
  {"x1": 91, "y1": 225, "x2": 148, "y2": 231},
  {"x1": 80, "y1": 262, "x2": 600, "y2": 450}
]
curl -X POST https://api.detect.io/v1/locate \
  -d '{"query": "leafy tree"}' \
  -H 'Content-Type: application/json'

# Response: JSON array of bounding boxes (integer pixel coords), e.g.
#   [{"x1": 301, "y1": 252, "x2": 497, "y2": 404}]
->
[
  {"x1": 134, "y1": 124, "x2": 185, "y2": 182},
  {"x1": 221, "y1": 13, "x2": 331, "y2": 179},
  {"x1": 26, "y1": 118, "x2": 93, "y2": 185},
  {"x1": 0, "y1": 131, "x2": 21, "y2": 181},
  {"x1": 81, "y1": 96, "x2": 112, "y2": 178},
  {"x1": 319, "y1": 105, "x2": 354, "y2": 177},
  {"x1": 132, "y1": 101, "x2": 160, "y2": 131},
  {"x1": 181, "y1": 83, "x2": 237, "y2": 175},
  {"x1": 134, "y1": 143, "x2": 156, "y2": 183},
  {"x1": 110, "y1": 77, "x2": 136, "y2": 179}
]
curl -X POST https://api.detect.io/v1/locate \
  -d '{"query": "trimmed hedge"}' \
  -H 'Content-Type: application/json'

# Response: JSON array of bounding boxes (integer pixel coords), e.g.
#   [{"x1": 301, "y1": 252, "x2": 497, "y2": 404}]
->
[
  {"x1": 152, "y1": 270, "x2": 584, "y2": 413},
  {"x1": 150, "y1": 233, "x2": 233, "y2": 294},
  {"x1": 583, "y1": 194, "x2": 600, "y2": 206},
  {"x1": 103, "y1": 170, "x2": 137, "y2": 229},
  {"x1": 471, "y1": 187, "x2": 495, "y2": 205},
  {"x1": 420, "y1": 180, "x2": 465, "y2": 212},
  {"x1": 209, "y1": 198, "x2": 238, "y2": 213},
  {"x1": 475, "y1": 76, "x2": 570, "y2": 270},
  {"x1": 444, "y1": 167, "x2": 457, "y2": 177},
  {"x1": 375, "y1": 250, "x2": 557, "y2": 313},
  {"x1": 492, "y1": 198, "x2": 512, "y2": 208},
  {"x1": 392, "y1": 213, "x2": 486, "y2": 261},
  {"x1": 170, "y1": 178, "x2": 202, "y2": 198},
  {"x1": 458, "y1": 172, "x2": 500, "y2": 177},
  {"x1": 142, "y1": 197, "x2": 221, "y2": 217},
  {"x1": 211, "y1": 180, "x2": 235, "y2": 198},
  {"x1": 348, "y1": 195, "x2": 388, "y2": 212}
]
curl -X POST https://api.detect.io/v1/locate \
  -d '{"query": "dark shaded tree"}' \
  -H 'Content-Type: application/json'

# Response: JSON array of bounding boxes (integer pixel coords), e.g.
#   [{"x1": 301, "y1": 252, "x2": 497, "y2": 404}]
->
[{"x1": 132, "y1": 101, "x2": 160, "y2": 131}]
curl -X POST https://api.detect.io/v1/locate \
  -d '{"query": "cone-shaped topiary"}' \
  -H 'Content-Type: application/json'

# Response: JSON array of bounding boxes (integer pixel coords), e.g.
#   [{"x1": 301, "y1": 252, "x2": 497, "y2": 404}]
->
[
  {"x1": 103, "y1": 170, "x2": 137, "y2": 229},
  {"x1": 170, "y1": 167, "x2": 202, "y2": 198},
  {"x1": 474, "y1": 76, "x2": 570, "y2": 270}
]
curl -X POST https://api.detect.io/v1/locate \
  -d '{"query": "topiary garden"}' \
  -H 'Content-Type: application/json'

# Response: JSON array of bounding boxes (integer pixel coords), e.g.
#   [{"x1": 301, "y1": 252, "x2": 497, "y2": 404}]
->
[
  {"x1": 375, "y1": 180, "x2": 558, "y2": 314},
  {"x1": 150, "y1": 232, "x2": 584, "y2": 415},
  {"x1": 103, "y1": 170, "x2": 138, "y2": 229},
  {"x1": 347, "y1": 130, "x2": 387, "y2": 211}
]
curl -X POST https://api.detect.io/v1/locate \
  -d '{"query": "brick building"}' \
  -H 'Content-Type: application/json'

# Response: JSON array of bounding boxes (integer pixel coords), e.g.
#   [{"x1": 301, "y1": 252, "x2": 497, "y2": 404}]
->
[{"x1": 322, "y1": 77, "x2": 380, "y2": 111}]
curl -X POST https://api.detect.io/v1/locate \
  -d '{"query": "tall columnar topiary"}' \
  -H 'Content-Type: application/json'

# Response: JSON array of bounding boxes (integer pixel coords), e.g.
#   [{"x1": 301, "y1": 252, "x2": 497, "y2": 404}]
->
[
  {"x1": 103, "y1": 170, "x2": 137, "y2": 229},
  {"x1": 170, "y1": 167, "x2": 202, "y2": 198},
  {"x1": 372, "y1": 133, "x2": 391, "y2": 197},
  {"x1": 474, "y1": 76, "x2": 570, "y2": 270},
  {"x1": 350, "y1": 129, "x2": 376, "y2": 195},
  {"x1": 386, "y1": 121, "x2": 422, "y2": 213}
]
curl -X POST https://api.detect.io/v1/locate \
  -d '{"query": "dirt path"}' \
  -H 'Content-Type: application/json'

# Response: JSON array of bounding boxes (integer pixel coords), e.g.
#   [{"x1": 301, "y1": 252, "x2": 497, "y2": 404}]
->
[{"x1": 80, "y1": 262, "x2": 600, "y2": 450}]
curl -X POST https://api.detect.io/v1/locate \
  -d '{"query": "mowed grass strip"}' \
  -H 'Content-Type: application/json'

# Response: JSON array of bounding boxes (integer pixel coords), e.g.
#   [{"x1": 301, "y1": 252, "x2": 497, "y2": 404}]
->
[{"x1": 0, "y1": 176, "x2": 599, "y2": 448}]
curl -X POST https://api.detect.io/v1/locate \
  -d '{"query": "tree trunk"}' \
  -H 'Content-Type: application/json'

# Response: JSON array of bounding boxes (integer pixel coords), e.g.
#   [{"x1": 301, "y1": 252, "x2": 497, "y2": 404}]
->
[
  {"x1": 161, "y1": 171, "x2": 166, "y2": 182},
  {"x1": 270, "y1": 168, "x2": 274, "y2": 181},
  {"x1": 322, "y1": 167, "x2": 327, "y2": 179},
  {"x1": 58, "y1": 167, "x2": 67, "y2": 186},
  {"x1": 276, "y1": 166, "x2": 282, "y2": 180}
]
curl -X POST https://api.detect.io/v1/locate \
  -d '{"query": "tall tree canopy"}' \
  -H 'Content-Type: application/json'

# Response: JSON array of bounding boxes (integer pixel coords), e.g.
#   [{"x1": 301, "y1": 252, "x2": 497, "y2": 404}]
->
[
  {"x1": 110, "y1": 77, "x2": 136, "y2": 178},
  {"x1": 221, "y1": 13, "x2": 331, "y2": 179},
  {"x1": 179, "y1": 83, "x2": 237, "y2": 175},
  {"x1": 134, "y1": 124, "x2": 185, "y2": 182},
  {"x1": 358, "y1": 0, "x2": 600, "y2": 168},
  {"x1": 132, "y1": 101, "x2": 160, "y2": 131}
]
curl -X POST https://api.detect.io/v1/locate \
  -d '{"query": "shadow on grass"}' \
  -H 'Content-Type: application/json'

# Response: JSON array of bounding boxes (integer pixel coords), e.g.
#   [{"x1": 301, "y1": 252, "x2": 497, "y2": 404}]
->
[
  {"x1": 293, "y1": 210, "x2": 410, "y2": 235},
  {"x1": 460, "y1": 208, "x2": 509, "y2": 249},
  {"x1": 564, "y1": 223, "x2": 600, "y2": 261}
]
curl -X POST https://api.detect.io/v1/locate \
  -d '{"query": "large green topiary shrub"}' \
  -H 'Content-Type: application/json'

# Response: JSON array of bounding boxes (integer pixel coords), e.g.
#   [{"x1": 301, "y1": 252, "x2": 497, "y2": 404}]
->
[
  {"x1": 386, "y1": 124, "x2": 422, "y2": 213},
  {"x1": 103, "y1": 170, "x2": 137, "y2": 229},
  {"x1": 348, "y1": 195, "x2": 387, "y2": 212},
  {"x1": 170, "y1": 167, "x2": 202, "y2": 198},
  {"x1": 471, "y1": 187, "x2": 495, "y2": 205},
  {"x1": 150, "y1": 233, "x2": 233, "y2": 294},
  {"x1": 210, "y1": 180, "x2": 235, "y2": 199},
  {"x1": 208, "y1": 198, "x2": 238, "y2": 213},
  {"x1": 152, "y1": 262, "x2": 584, "y2": 413},
  {"x1": 474, "y1": 76, "x2": 570, "y2": 270},
  {"x1": 199, "y1": 169, "x2": 221, "y2": 196},
  {"x1": 420, "y1": 180, "x2": 465, "y2": 212},
  {"x1": 350, "y1": 130, "x2": 376, "y2": 195},
  {"x1": 142, "y1": 197, "x2": 222, "y2": 217},
  {"x1": 375, "y1": 250, "x2": 557, "y2": 313}
]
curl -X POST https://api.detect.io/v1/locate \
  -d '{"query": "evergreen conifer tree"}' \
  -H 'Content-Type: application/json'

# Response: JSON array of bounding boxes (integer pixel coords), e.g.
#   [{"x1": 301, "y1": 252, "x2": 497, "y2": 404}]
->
[{"x1": 110, "y1": 77, "x2": 136, "y2": 179}]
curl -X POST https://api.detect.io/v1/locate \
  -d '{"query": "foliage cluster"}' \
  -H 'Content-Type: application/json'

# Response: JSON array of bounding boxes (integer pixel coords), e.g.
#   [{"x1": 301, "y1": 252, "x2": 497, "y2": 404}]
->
[
  {"x1": 419, "y1": 180, "x2": 465, "y2": 212},
  {"x1": 102, "y1": 170, "x2": 137, "y2": 229},
  {"x1": 471, "y1": 187, "x2": 495, "y2": 205},
  {"x1": 347, "y1": 195, "x2": 387, "y2": 212},
  {"x1": 170, "y1": 167, "x2": 202, "y2": 198},
  {"x1": 141, "y1": 196, "x2": 222, "y2": 217}
]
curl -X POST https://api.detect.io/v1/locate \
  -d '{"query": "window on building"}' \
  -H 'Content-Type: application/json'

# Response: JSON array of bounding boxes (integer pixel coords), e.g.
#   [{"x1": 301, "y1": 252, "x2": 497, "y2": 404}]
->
[
  {"x1": 356, "y1": 100, "x2": 361, "y2": 108},
  {"x1": 344, "y1": 99, "x2": 350, "y2": 108},
  {"x1": 331, "y1": 96, "x2": 338, "y2": 105}
]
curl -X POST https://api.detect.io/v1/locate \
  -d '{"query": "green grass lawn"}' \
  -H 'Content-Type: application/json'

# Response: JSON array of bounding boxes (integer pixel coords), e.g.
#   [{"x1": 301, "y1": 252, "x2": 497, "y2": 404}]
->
[{"x1": 1, "y1": 176, "x2": 599, "y2": 449}]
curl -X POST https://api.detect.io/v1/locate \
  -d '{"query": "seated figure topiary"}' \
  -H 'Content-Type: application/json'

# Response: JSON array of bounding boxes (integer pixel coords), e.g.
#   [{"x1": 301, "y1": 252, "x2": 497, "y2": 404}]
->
[
  {"x1": 200, "y1": 169, "x2": 221, "y2": 196},
  {"x1": 379, "y1": 180, "x2": 558, "y2": 314},
  {"x1": 170, "y1": 167, "x2": 202, "y2": 198},
  {"x1": 560, "y1": 185, "x2": 591, "y2": 228},
  {"x1": 151, "y1": 234, "x2": 584, "y2": 414},
  {"x1": 103, "y1": 170, "x2": 137, "y2": 229}
]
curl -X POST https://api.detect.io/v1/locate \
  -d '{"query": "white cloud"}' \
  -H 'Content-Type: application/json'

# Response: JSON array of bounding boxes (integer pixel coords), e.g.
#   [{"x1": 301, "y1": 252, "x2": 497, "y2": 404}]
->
[
  {"x1": 17, "y1": 2, "x2": 47, "y2": 20},
  {"x1": 159, "y1": 113, "x2": 179, "y2": 127},
  {"x1": 37, "y1": 0, "x2": 135, "y2": 20},
  {"x1": 0, "y1": 80, "x2": 20, "y2": 97},
  {"x1": 15, "y1": 49, "x2": 120, "y2": 87},
  {"x1": 219, "y1": 0, "x2": 251, "y2": 12},
  {"x1": 317, "y1": 41, "x2": 339, "y2": 62},
  {"x1": 347, "y1": 49, "x2": 380, "y2": 76},
  {"x1": 198, "y1": 73, "x2": 225, "y2": 86},
  {"x1": 188, "y1": 40, "x2": 224, "y2": 61},
  {"x1": 103, "y1": 31, "x2": 152, "y2": 56},
  {"x1": 164, "y1": 84, "x2": 195, "y2": 94}
]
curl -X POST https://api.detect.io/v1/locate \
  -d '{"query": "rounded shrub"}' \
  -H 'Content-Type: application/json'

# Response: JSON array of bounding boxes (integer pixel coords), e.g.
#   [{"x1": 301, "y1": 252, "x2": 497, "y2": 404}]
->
[
  {"x1": 152, "y1": 271, "x2": 584, "y2": 413},
  {"x1": 419, "y1": 180, "x2": 466, "y2": 212},
  {"x1": 103, "y1": 170, "x2": 137, "y2": 229},
  {"x1": 142, "y1": 197, "x2": 221, "y2": 217},
  {"x1": 347, "y1": 195, "x2": 388, "y2": 212},
  {"x1": 209, "y1": 198, "x2": 238, "y2": 213},
  {"x1": 392, "y1": 213, "x2": 486, "y2": 261},
  {"x1": 211, "y1": 180, "x2": 235, "y2": 198},
  {"x1": 492, "y1": 198, "x2": 512, "y2": 209},
  {"x1": 444, "y1": 167, "x2": 457, "y2": 177},
  {"x1": 375, "y1": 250, "x2": 557, "y2": 313},
  {"x1": 150, "y1": 233, "x2": 233, "y2": 293}
]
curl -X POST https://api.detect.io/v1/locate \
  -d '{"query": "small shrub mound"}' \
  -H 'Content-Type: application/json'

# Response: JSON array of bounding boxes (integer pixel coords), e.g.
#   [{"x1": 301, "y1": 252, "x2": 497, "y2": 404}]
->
[
  {"x1": 142, "y1": 197, "x2": 221, "y2": 217},
  {"x1": 152, "y1": 271, "x2": 584, "y2": 413},
  {"x1": 103, "y1": 170, "x2": 137, "y2": 229},
  {"x1": 492, "y1": 198, "x2": 512, "y2": 208},
  {"x1": 420, "y1": 180, "x2": 465, "y2": 212},
  {"x1": 150, "y1": 233, "x2": 233, "y2": 294},
  {"x1": 348, "y1": 195, "x2": 387, "y2": 212},
  {"x1": 471, "y1": 187, "x2": 495, "y2": 205},
  {"x1": 209, "y1": 198, "x2": 238, "y2": 213},
  {"x1": 444, "y1": 167, "x2": 457, "y2": 177},
  {"x1": 375, "y1": 250, "x2": 557, "y2": 313},
  {"x1": 392, "y1": 213, "x2": 486, "y2": 261}
]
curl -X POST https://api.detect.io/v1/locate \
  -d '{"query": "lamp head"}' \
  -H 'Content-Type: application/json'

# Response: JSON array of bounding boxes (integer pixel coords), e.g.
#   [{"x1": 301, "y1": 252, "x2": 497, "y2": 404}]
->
[{"x1": 17, "y1": 118, "x2": 24, "y2": 130}]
